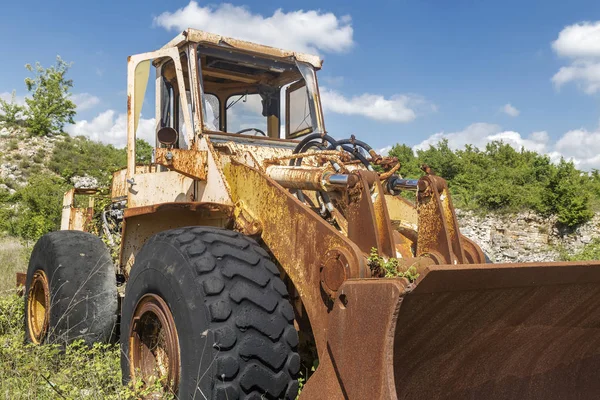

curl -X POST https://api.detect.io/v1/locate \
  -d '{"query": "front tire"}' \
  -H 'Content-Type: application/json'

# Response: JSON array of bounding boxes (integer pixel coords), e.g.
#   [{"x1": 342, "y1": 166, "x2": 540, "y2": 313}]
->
[
  {"x1": 121, "y1": 227, "x2": 300, "y2": 399},
  {"x1": 24, "y1": 231, "x2": 118, "y2": 345}
]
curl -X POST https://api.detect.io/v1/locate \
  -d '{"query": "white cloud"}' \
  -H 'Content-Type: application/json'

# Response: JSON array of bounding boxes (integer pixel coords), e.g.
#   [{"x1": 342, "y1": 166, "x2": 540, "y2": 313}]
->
[
  {"x1": 320, "y1": 76, "x2": 344, "y2": 86},
  {"x1": 552, "y1": 60, "x2": 600, "y2": 94},
  {"x1": 66, "y1": 109, "x2": 155, "y2": 148},
  {"x1": 0, "y1": 91, "x2": 26, "y2": 106},
  {"x1": 72, "y1": 93, "x2": 100, "y2": 111},
  {"x1": 500, "y1": 103, "x2": 520, "y2": 117},
  {"x1": 552, "y1": 21, "x2": 600, "y2": 58},
  {"x1": 554, "y1": 128, "x2": 600, "y2": 170},
  {"x1": 551, "y1": 21, "x2": 600, "y2": 93},
  {"x1": 411, "y1": 123, "x2": 600, "y2": 170},
  {"x1": 153, "y1": 2, "x2": 353, "y2": 55},
  {"x1": 321, "y1": 88, "x2": 434, "y2": 123},
  {"x1": 379, "y1": 145, "x2": 393, "y2": 156}
]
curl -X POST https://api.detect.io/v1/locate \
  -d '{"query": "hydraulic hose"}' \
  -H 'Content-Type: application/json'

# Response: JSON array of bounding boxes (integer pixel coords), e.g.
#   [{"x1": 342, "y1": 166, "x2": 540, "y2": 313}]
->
[{"x1": 292, "y1": 133, "x2": 341, "y2": 155}]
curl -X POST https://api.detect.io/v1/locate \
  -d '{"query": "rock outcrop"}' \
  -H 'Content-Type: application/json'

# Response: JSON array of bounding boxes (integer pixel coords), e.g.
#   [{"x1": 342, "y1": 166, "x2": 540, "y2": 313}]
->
[{"x1": 457, "y1": 209, "x2": 600, "y2": 263}]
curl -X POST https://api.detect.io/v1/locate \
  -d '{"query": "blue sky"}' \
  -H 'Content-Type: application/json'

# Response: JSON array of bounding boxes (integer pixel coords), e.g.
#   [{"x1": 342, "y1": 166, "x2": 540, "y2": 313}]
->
[{"x1": 2, "y1": 0, "x2": 600, "y2": 168}]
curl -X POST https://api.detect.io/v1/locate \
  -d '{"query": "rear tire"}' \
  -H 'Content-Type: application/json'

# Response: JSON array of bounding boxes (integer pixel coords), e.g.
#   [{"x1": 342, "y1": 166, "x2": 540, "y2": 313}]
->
[
  {"x1": 121, "y1": 226, "x2": 300, "y2": 399},
  {"x1": 24, "y1": 231, "x2": 118, "y2": 345}
]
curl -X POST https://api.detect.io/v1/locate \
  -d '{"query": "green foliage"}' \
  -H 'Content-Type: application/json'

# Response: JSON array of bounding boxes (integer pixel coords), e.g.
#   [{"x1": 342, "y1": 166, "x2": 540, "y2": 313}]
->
[
  {"x1": 12, "y1": 174, "x2": 67, "y2": 241},
  {"x1": 136, "y1": 138, "x2": 153, "y2": 164},
  {"x1": 0, "y1": 293, "x2": 174, "y2": 399},
  {"x1": 0, "y1": 237, "x2": 29, "y2": 294},
  {"x1": 542, "y1": 160, "x2": 594, "y2": 227},
  {"x1": 24, "y1": 56, "x2": 76, "y2": 136},
  {"x1": 388, "y1": 140, "x2": 596, "y2": 227},
  {"x1": 297, "y1": 359, "x2": 319, "y2": 398},
  {"x1": 562, "y1": 239, "x2": 600, "y2": 261},
  {"x1": 7, "y1": 138, "x2": 19, "y2": 151},
  {"x1": 49, "y1": 135, "x2": 126, "y2": 185},
  {"x1": 49, "y1": 136, "x2": 153, "y2": 186},
  {"x1": 367, "y1": 248, "x2": 420, "y2": 281},
  {"x1": 0, "y1": 90, "x2": 25, "y2": 127}
]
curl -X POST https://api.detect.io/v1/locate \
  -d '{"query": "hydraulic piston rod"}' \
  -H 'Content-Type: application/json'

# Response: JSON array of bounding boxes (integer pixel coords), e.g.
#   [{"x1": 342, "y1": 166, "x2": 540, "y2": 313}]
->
[{"x1": 265, "y1": 165, "x2": 358, "y2": 191}]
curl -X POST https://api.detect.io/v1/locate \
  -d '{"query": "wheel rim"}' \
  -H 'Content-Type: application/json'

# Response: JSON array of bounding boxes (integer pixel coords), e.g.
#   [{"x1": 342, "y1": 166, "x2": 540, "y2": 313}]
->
[
  {"x1": 129, "y1": 294, "x2": 181, "y2": 394},
  {"x1": 27, "y1": 270, "x2": 50, "y2": 344}
]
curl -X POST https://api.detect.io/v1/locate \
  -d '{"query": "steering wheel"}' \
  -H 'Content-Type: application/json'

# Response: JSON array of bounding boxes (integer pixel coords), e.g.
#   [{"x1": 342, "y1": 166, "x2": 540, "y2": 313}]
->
[{"x1": 236, "y1": 128, "x2": 267, "y2": 136}]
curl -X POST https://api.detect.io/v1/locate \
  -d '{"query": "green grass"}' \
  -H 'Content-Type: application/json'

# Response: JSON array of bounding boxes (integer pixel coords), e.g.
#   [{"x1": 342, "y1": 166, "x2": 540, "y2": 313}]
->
[
  {"x1": 0, "y1": 237, "x2": 172, "y2": 399},
  {"x1": 0, "y1": 292, "x2": 173, "y2": 399},
  {"x1": 0, "y1": 236, "x2": 28, "y2": 295},
  {"x1": 561, "y1": 238, "x2": 600, "y2": 261}
]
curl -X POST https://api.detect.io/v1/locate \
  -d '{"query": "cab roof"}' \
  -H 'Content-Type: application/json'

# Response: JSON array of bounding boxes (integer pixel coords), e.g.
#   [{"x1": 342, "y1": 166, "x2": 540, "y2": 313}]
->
[{"x1": 160, "y1": 28, "x2": 323, "y2": 70}]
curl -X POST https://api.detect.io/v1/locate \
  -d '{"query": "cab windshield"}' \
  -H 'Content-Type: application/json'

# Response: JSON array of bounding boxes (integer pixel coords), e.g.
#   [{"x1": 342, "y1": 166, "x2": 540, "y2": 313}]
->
[{"x1": 198, "y1": 45, "x2": 320, "y2": 138}]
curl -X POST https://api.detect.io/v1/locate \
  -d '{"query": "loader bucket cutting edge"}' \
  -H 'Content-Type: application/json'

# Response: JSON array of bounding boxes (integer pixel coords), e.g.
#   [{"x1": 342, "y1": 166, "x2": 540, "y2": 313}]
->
[{"x1": 300, "y1": 260, "x2": 600, "y2": 400}]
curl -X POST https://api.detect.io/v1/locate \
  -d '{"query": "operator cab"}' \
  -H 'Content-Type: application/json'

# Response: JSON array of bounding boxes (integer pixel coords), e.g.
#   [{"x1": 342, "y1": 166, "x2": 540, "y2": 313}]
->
[{"x1": 155, "y1": 31, "x2": 324, "y2": 147}]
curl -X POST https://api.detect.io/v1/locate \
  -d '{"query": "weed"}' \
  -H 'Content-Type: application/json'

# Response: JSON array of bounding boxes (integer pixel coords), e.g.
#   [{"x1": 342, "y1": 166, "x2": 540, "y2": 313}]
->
[
  {"x1": 367, "y1": 248, "x2": 420, "y2": 281},
  {"x1": 0, "y1": 293, "x2": 174, "y2": 399},
  {"x1": 7, "y1": 139, "x2": 18, "y2": 151}
]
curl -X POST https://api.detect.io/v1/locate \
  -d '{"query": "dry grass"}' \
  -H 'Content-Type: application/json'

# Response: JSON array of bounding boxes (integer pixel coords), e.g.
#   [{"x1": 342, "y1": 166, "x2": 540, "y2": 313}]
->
[{"x1": 0, "y1": 236, "x2": 29, "y2": 295}]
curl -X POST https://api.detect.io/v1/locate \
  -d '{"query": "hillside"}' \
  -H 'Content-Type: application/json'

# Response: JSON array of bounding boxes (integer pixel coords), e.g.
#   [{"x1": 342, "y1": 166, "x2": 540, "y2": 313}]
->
[{"x1": 0, "y1": 124, "x2": 600, "y2": 262}]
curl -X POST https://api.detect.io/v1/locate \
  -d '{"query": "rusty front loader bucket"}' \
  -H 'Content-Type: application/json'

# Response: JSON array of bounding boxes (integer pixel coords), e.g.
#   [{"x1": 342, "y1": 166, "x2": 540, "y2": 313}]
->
[{"x1": 301, "y1": 260, "x2": 600, "y2": 400}]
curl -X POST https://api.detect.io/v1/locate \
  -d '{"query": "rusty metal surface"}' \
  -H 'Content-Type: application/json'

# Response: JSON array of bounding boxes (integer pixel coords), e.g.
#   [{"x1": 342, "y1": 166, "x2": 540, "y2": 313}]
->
[
  {"x1": 112, "y1": 166, "x2": 155, "y2": 200},
  {"x1": 124, "y1": 202, "x2": 232, "y2": 219},
  {"x1": 60, "y1": 188, "x2": 75, "y2": 230},
  {"x1": 129, "y1": 293, "x2": 181, "y2": 393},
  {"x1": 210, "y1": 136, "x2": 295, "y2": 171},
  {"x1": 394, "y1": 260, "x2": 600, "y2": 400},
  {"x1": 184, "y1": 29, "x2": 323, "y2": 69},
  {"x1": 461, "y1": 234, "x2": 486, "y2": 264},
  {"x1": 155, "y1": 148, "x2": 208, "y2": 180},
  {"x1": 319, "y1": 248, "x2": 352, "y2": 299},
  {"x1": 299, "y1": 279, "x2": 407, "y2": 400},
  {"x1": 120, "y1": 202, "x2": 232, "y2": 275},
  {"x1": 302, "y1": 260, "x2": 600, "y2": 399},
  {"x1": 386, "y1": 195, "x2": 418, "y2": 230},
  {"x1": 17, "y1": 272, "x2": 27, "y2": 297},
  {"x1": 416, "y1": 175, "x2": 466, "y2": 264},
  {"x1": 60, "y1": 188, "x2": 95, "y2": 232},
  {"x1": 223, "y1": 161, "x2": 368, "y2": 354},
  {"x1": 16, "y1": 272, "x2": 25, "y2": 289},
  {"x1": 127, "y1": 171, "x2": 196, "y2": 208},
  {"x1": 347, "y1": 171, "x2": 396, "y2": 258},
  {"x1": 266, "y1": 165, "x2": 331, "y2": 191},
  {"x1": 265, "y1": 165, "x2": 357, "y2": 192}
]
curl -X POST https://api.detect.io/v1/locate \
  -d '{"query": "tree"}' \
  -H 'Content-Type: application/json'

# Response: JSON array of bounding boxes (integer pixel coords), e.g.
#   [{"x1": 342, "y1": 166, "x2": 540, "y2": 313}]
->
[
  {"x1": 136, "y1": 139, "x2": 154, "y2": 164},
  {"x1": 0, "y1": 90, "x2": 25, "y2": 127},
  {"x1": 24, "y1": 56, "x2": 76, "y2": 136},
  {"x1": 543, "y1": 159, "x2": 593, "y2": 227},
  {"x1": 388, "y1": 144, "x2": 422, "y2": 178}
]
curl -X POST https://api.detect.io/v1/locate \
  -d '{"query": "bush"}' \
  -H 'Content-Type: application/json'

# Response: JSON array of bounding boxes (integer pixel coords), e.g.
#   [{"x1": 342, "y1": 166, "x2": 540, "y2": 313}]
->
[
  {"x1": 560, "y1": 238, "x2": 600, "y2": 261},
  {"x1": 49, "y1": 136, "x2": 153, "y2": 186},
  {"x1": 0, "y1": 90, "x2": 25, "y2": 127},
  {"x1": 388, "y1": 140, "x2": 596, "y2": 226},
  {"x1": 7, "y1": 138, "x2": 18, "y2": 151},
  {"x1": 13, "y1": 174, "x2": 67, "y2": 241},
  {"x1": 49, "y1": 136, "x2": 126, "y2": 186}
]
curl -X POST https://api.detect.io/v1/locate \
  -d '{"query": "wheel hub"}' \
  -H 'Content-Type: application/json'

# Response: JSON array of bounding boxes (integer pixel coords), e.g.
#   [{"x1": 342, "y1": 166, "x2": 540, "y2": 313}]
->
[
  {"x1": 129, "y1": 294, "x2": 181, "y2": 393},
  {"x1": 27, "y1": 270, "x2": 50, "y2": 344}
]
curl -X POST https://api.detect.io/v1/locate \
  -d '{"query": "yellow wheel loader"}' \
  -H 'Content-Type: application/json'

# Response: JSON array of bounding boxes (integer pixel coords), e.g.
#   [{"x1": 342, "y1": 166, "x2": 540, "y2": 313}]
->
[{"x1": 21, "y1": 29, "x2": 600, "y2": 399}]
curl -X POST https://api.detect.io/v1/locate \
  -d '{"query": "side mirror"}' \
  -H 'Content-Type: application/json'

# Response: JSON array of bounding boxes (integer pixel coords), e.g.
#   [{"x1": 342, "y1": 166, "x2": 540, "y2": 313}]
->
[{"x1": 157, "y1": 127, "x2": 178, "y2": 147}]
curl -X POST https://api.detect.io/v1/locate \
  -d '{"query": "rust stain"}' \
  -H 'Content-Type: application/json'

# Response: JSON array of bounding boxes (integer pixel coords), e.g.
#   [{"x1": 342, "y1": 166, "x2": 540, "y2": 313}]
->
[
  {"x1": 154, "y1": 148, "x2": 208, "y2": 181},
  {"x1": 223, "y1": 161, "x2": 367, "y2": 354}
]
